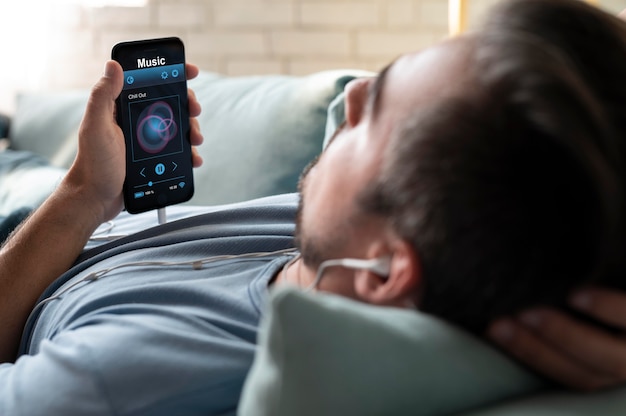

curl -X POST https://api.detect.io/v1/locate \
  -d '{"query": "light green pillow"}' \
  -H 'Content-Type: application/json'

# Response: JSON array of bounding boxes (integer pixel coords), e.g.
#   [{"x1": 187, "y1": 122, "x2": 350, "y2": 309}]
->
[
  {"x1": 238, "y1": 288, "x2": 544, "y2": 416},
  {"x1": 461, "y1": 384, "x2": 626, "y2": 415},
  {"x1": 189, "y1": 69, "x2": 371, "y2": 205}
]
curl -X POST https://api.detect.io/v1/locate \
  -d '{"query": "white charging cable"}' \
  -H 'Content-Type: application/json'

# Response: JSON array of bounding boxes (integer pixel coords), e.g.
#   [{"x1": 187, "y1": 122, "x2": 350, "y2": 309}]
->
[
  {"x1": 157, "y1": 207, "x2": 167, "y2": 225},
  {"x1": 89, "y1": 207, "x2": 168, "y2": 242}
]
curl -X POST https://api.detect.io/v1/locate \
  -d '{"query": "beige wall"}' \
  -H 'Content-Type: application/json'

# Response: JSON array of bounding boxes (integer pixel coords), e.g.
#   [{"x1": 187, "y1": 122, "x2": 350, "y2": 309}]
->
[
  {"x1": 0, "y1": 0, "x2": 624, "y2": 114},
  {"x1": 42, "y1": 0, "x2": 451, "y2": 87}
]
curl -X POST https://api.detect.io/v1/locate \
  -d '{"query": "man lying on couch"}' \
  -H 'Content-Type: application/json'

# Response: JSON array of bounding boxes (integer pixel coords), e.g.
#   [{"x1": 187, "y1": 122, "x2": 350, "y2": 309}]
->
[{"x1": 0, "y1": 0, "x2": 625, "y2": 414}]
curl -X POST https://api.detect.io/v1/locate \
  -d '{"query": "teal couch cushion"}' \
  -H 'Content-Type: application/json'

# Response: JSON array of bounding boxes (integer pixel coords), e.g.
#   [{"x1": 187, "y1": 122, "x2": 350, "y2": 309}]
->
[
  {"x1": 0, "y1": 150, "x2": 66, "y2": 216},
  {"x1": 188, "y1": 70, "x2": 370, "y2": 205},
  {"x1": 10, "y1": 90, "x2": 88, "y2": 168}
]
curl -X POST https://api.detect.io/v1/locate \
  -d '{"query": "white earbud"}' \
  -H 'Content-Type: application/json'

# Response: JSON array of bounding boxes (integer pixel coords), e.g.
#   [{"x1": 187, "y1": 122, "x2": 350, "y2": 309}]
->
[
  {"x1": 306, "y1": 256, "x2": 392, "y2": 292},
  {"x1": 334, "y1": 257, "x2": 391, "y2": 277}
]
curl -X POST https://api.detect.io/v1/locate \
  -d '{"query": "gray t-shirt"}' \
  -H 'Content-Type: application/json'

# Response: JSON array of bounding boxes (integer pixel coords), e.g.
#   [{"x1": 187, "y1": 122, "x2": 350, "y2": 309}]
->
[{"x1": 2, "y1": 194, "x2": 298, "y2": 416}]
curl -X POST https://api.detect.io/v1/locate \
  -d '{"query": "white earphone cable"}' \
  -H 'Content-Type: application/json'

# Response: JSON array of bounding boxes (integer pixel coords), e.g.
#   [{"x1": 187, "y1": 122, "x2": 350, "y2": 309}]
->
[{"x1": 26, "y1": 248, "x2": 299, "y2": 325}]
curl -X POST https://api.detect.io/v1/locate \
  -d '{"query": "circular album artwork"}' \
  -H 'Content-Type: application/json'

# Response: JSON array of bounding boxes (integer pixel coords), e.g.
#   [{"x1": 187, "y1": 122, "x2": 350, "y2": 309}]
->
[{"x1": 136, "y1": 100, "x2": 179, "y2": 154}]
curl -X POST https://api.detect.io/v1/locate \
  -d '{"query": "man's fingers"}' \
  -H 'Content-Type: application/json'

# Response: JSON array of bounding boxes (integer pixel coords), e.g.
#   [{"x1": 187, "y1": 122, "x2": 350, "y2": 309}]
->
[
  {"x1": 186, "y1": 67, "x2": 203, "y2": 162},
  {"x1": 571, "y1": 288, "x2": 626, "y2": 329},
  {"x1": 489, "y1": 318, "x2": 616, "y2": 391},
  {"x1": 186, "y1": 63, "x2": 199, "y2": 80},
  {"x1": 523, "y1": 309, "x2": 626, "y2": 380},
  {"x1": 190, "y1": 114, "x2": 203, "y2": 167},
  {"x1": 489, "y1": 308, "x2": 626, "y2": 391},
  {"x1": 189, "y1": 118, "x2": 203, "y2": 146},
  {"x1": 191, "y1": 147, "x2": 203, "y2": 168},
  {"x1": 188, "y1": 89, "x2": 201, "y2": 118}
]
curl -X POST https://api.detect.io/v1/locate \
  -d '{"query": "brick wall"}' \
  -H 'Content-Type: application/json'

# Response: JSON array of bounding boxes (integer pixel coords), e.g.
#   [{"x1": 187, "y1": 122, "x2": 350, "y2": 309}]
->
[
  {"x1": 83, "y1": 0, "x2": 451, "y2": 81},
  {"x1": 0, "y1": 0, "x2": 623, "y2": 114}
]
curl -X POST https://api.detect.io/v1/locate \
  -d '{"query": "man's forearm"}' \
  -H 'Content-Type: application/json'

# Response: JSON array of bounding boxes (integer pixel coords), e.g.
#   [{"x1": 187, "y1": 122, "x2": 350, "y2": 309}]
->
[{"x1": 0, "y1": 181, "x2": 103, "y2": 362}]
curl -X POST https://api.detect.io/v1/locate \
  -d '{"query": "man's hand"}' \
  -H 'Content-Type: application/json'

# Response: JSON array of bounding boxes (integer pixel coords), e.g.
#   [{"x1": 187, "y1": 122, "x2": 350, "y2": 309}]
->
[
  {"x1": 488, "y1": 289, "x2": 626, "y2": 391},
  {"x1": 0, "y1": 61, "x2": 203, "y2": 362},
  {"x1": 62, "y1": 60, "x2": 125, "y2": 223},
  {"x1": 63, "y1": 61, "x2": 203, "y2": 224}
]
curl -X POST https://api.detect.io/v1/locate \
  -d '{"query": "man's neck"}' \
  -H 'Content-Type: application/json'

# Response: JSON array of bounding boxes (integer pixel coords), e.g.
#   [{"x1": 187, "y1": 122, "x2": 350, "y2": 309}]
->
[{"x1": 271, "y1": 257, "x2": 314, "y2": 288}]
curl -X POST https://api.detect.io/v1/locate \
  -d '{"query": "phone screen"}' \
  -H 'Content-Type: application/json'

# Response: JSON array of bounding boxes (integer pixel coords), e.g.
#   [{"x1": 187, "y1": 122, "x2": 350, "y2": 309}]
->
[{"x1": 112, "y1": 37, "x2": 194, "y2": 214}]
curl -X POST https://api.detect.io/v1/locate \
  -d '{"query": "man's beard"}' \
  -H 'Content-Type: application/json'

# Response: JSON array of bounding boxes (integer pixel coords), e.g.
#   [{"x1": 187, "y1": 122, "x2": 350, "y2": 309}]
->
[
  {"x1": 294, "y1": 156, "x2": 327, "y2": 271},
  {"x1": 293, "y1": 121, "x2": 355, "y2": 270},
  {"x1": 293, "y1": 157, "x2": 350, "y2": 272}
]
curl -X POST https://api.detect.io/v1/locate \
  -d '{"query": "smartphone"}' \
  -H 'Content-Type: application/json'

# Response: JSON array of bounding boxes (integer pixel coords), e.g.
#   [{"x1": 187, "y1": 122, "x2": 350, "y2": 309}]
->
[{"x1": 112, "y1": 37, "x2": 194, "y2": 214}]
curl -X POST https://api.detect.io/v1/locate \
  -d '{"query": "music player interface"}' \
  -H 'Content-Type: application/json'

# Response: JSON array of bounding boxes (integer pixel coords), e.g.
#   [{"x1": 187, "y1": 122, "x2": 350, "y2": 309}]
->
[{"x1": 119, "y1": 62, "x2": 191, "y2": 206}]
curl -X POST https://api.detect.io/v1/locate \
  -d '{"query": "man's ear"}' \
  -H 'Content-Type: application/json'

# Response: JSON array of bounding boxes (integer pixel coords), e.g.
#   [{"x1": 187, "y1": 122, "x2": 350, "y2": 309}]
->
[
  {"x1": 344, "y1": 78, "x2": 371, "y2": 127},
  {"x1": 353, "y1": 240, "x2": 421, "y2": 309}
]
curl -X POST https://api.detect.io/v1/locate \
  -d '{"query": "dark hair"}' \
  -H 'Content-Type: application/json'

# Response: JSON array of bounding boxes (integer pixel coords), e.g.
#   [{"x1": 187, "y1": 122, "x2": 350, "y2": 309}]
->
[{"x1": 361, "y1": 0, "x2": 626, "y2": 334}]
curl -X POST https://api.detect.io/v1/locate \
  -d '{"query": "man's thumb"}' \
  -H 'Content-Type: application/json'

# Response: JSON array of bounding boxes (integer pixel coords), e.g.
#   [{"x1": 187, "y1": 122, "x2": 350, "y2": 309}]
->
[
  {"x1": 83, "y1": 61, "x2": 123, "y2": 121},
  {"x1": 101, "y1": 60, "x2": 124, "y2": 100}
]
